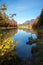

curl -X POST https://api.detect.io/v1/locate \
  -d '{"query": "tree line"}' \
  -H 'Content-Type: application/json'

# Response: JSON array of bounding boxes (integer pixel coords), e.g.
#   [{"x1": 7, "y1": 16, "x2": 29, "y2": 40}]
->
[{"x1": 0, "y1": 3, "x2": 17, "y2": 27}]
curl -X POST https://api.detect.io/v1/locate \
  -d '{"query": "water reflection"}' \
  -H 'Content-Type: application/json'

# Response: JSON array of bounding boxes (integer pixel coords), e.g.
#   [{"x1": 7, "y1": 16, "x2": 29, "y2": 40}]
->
[
  {"x1": 14, "y1": 29, "x2": 37, "y2": 59},
  {"x1": 0, "y1": 28, "x2": 42, "y2": 65}
]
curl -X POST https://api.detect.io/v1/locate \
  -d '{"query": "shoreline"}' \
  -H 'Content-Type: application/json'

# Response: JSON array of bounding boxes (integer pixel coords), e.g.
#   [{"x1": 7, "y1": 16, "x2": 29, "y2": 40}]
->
[{"x1": 0, "y1": 27, "x2": 17, "y2": 30}]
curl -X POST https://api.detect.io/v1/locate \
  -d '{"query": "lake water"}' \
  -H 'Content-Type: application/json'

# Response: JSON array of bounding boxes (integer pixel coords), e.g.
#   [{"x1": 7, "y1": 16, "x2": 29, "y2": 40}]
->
[
  {"x1": 14, "y1": 30, "x2": 37, "y2": 59},
  {"x1": 0, "y1": 29, "x2": 37, "y2": 60}
]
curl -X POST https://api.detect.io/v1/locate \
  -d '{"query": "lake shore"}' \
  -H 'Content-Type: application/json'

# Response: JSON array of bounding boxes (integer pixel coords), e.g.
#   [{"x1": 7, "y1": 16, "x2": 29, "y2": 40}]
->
[{"x1": 0, "y1": 27, "x2": 17, "y2": 30}]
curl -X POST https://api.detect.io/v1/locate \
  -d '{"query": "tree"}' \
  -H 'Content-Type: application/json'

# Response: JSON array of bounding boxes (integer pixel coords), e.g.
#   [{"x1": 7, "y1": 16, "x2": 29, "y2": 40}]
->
[
  {"x1": 10, "y1": 13, "x2": 16, "y2": 19},
  {"x1": 0, "y1": 3, "x2": 7, "y2": 13}
]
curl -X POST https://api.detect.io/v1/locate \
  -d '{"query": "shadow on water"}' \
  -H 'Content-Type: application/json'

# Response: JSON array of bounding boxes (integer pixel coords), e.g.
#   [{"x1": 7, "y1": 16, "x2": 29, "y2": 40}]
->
[{"x1": 0, "y1": 28, "x2": 43, "y2": 65}]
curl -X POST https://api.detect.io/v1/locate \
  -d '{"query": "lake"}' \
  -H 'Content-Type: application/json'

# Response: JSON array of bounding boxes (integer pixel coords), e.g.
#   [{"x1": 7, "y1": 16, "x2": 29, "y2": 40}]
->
[
  {"x1": 14, "y1": 29, "x2": 37, "y2": 59},
  {"x1": 0, "y1": 29, "x2": 37, "y2": 60}
]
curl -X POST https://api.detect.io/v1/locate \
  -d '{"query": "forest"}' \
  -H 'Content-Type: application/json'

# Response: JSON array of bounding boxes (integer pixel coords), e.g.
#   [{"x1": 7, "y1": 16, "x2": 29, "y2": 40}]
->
[{"x1": 0, "y1": 3, "x2": 17, "y2": 28}]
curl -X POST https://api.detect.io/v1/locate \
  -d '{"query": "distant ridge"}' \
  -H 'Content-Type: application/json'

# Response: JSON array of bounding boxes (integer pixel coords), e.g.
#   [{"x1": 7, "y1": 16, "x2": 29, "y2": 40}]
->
[{"x1": 24, "y1": 19, "x2": 34, "y2": 24}]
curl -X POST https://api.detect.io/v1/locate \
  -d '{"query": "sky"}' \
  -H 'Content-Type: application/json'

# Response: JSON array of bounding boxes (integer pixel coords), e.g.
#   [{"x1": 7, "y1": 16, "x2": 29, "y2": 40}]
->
[{"x1": 0, "y1": 0, "x2": 43, "y2": 24}]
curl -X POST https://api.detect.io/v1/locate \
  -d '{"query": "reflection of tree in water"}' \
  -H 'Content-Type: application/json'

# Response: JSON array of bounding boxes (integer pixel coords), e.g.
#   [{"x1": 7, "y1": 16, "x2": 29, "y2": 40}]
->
[
  {"x1": 26, "y1": 29, "x2": 43, "y2": 45},
  {"x1": 0, "y1": 29, "x2": 20, "y2": 65},
  {"x1": 0, "y1": 29, "x2": 18, "y2": 42},
  {"x1": 26, "y1": 29, "x2": 38, "y2": 45},
  {"x1": 19, "y1": 28, "x2": 38, "y2": 35}
]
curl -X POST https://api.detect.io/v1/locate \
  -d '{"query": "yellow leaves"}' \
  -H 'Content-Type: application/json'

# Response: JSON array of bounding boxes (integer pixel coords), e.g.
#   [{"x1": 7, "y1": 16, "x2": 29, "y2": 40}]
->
[
  {"x1": 2, "y1": 49, "x2": 6, "y2": 52},
  {"x1": 4, "y1": 45, "x2": 10, "y2": 49},
  {"x1": 3, "y1": 36, "x2": 14, "y2": 44},
  {"x1": 0, "y1": 29, "x2": 18, "y2": 63},
  {"x1": 1, "y1": 53, "x2": 5, "y2": 56},
  {"x1": 0, "y1": 36, "x2": 15, "y2": 56},
  {"x1": 0, "y1": 34, "x2": 2, "y2": 37},
  {"x1": 0, "y1": 45, "x2": 3, "y2": 49}
]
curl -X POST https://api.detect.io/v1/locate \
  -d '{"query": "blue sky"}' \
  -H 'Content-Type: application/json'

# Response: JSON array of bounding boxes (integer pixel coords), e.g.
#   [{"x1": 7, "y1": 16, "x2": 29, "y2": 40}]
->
[{"x1": 0, "y1": 0, "x2": 43, "y2": 24}]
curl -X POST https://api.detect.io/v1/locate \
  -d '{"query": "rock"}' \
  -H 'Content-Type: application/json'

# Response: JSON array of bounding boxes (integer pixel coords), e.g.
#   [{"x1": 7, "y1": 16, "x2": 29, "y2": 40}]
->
[
  {"x1": 29, "y1": 37, "x2": 37, "y2": 43},
  {"x1": 26, "y1": 37, "x2": 37, "y2": 45}
]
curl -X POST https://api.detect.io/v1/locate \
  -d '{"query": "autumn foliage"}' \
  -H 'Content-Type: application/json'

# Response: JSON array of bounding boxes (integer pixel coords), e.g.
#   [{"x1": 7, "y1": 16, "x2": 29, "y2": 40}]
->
[{"x1": 0, "y1": 3, "x2": 17, "y2": 27}]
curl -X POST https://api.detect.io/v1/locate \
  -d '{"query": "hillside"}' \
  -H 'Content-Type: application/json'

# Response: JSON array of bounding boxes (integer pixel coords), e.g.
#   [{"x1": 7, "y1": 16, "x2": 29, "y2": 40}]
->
[
  {"x1": 0, "y1": 3, "x2": 17, "y2": 28},
  {"x1": 32, "y1": 16, "x2": 40, "y2": 28},
  {"x1": 24, "y1": 19, "x2": 34, "y2": 24},
  {"x1": 32, "y1": 9, "x2": 43, "y2": 29},
  {"x1": 0, "y1": 12, "x2": 17, "y2": 27}
]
